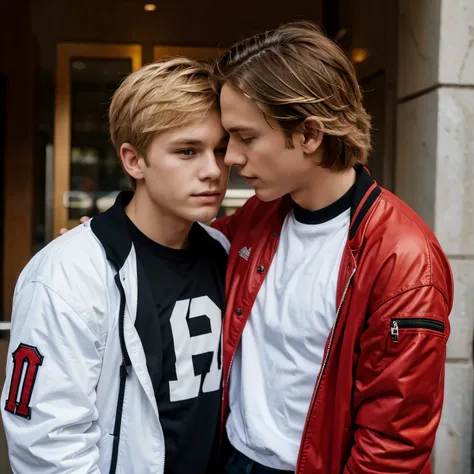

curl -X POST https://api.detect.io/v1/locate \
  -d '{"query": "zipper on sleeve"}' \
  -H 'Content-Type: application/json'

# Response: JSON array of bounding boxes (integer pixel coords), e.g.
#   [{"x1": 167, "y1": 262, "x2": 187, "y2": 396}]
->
[{"x1": 390, "y1": 318, "x2": 445, "y2": 343}]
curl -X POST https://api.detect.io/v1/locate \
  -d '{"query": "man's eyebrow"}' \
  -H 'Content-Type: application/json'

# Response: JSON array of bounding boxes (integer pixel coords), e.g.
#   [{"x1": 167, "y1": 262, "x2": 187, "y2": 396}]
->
[
  {"x1": 226, "y1": 127, "x2": 255, "y2": 134},
  {"x1": 168, "y1": 135, "x2": 229, "y2": 147},
  {"x1": 168, "y1": 138, "x2": 205, "y2": 146}
]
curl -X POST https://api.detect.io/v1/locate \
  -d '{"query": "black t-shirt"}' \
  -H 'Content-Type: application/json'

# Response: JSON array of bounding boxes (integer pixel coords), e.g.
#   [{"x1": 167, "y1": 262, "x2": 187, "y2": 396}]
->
[{"x1": 126, "y1": 217, "x2": 227, "y2": 474}]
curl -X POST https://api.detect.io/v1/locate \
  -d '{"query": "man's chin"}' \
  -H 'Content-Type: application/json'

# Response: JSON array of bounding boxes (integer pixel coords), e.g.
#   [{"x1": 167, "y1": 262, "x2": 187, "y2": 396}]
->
[
  {"x1": 255, "y1": 187, "x2": 282, "y2": 203},
  {"x1": 191, "y1": 208, "x2": 220, "y2": 224}
]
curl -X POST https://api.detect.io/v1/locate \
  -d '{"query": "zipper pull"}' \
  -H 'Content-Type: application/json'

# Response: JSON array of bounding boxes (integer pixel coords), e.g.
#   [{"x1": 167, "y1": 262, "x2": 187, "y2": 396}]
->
[
  {"x1": 120, "y1": 362, "x2": 129, "y2": 378},
  {"x1": 390, "y1": 320, "x2": 399, "y2": 343}
]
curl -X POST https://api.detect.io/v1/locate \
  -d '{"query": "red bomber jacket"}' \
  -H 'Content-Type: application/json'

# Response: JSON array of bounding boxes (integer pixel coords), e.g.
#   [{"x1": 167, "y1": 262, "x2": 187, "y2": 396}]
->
[{"x1": 212, "y1": 167, "x2": 453, "y2": 474}]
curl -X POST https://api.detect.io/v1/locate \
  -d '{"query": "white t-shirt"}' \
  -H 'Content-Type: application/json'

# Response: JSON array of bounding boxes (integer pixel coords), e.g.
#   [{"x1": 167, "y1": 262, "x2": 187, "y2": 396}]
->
[{"x1": 226, "y1": 191, "x2": 352, "y2": 470}]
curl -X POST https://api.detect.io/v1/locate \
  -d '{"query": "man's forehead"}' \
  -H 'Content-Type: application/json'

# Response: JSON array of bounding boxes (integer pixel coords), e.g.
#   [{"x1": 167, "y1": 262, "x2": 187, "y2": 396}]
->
[
  {"x1": 220, "y1": 85, "x2": 268, "y2": 131},
  {"x1": 220, "y1": 101, "x2": 260, "y2": 131},
  {"x1": 220, "y1": 107, "x2": 270, "y2": 134}
]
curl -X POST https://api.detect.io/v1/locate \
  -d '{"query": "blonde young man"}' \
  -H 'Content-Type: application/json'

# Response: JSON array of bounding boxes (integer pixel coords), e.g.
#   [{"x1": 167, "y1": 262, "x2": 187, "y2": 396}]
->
[
  {"x1": 1, "y1": 58, "x2": 230, "y2": 474},
  {"x1": 212, "y1": 22, "x2": 454, "y2": 474}
]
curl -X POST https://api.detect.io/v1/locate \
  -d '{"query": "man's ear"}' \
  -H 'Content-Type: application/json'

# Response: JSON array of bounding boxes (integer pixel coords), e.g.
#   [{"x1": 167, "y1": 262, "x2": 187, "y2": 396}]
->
[
  {"x1": 120, "y1": 143, "x2": 146, "y2": 181},
  {"x1": 298, "y1": 117, "x2": 324, "y2": 155}
]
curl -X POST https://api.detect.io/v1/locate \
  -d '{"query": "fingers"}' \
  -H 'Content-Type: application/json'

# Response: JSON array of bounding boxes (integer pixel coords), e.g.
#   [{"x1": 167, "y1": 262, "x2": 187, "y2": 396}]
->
[{"x1": 59, "y1": 216, "x2": 91, "y2": 236}]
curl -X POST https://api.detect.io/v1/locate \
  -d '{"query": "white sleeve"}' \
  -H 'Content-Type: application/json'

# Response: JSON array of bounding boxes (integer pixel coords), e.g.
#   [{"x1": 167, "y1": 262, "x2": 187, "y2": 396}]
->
[{"x1": 1, "y1": 281, "x2": 103, "y2": 473}]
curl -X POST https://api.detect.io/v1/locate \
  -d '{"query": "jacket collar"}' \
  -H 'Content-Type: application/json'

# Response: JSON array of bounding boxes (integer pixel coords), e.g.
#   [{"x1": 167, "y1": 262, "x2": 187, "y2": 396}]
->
[
  {"x1": 91, "y1": 191, "x2": 134, "y2": 271},
  {"x1": 349, "y1": 166, "x2": 381, "y2": 240},
  {"x1": 278, "y1": 166, "x2": 381, "y2": 241}
]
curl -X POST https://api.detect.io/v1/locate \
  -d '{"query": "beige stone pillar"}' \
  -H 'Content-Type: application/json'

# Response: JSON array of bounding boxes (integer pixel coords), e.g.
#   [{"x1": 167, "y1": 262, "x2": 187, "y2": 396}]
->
[{"x1": 396, "y1": 1, "x2": 474, "y2": 472}]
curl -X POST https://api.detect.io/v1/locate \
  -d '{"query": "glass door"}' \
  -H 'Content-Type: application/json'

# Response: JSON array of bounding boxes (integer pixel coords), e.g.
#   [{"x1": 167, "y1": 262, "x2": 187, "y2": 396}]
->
[{"x1": 53, "y1": 43, "x2": 142, "y2": 235}]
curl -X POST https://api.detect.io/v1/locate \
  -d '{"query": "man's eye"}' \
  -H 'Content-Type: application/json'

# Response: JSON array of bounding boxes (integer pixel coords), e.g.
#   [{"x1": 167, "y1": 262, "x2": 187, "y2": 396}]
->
[
  {"x1": 177, "y1": 149, "x2": 196, "y2": 157},
  {"x1": 239, "y1": 137, "x2": 254, "y2": 145}
]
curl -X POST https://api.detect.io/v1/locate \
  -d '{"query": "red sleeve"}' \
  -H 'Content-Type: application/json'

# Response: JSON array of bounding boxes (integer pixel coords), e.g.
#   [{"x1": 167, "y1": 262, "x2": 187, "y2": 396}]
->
[{"x1": 344, "y1": 285, "x2": 450, "y2": 474}]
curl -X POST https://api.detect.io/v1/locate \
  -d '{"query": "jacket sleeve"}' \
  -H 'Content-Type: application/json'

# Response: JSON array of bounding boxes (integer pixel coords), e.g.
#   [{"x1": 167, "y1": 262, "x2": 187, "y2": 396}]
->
[
  {"x1": 1, "y1": 281, "x2": 103, "y2": 473},
  {"x1": 344, "y1": 285, "x2": 450, "y2": 474}
]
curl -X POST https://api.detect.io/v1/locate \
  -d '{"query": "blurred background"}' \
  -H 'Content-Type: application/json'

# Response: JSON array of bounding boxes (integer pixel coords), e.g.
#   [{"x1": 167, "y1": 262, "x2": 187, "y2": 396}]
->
[{"x1": 0, "y1": 0, "x2": 473, "y2": 472}]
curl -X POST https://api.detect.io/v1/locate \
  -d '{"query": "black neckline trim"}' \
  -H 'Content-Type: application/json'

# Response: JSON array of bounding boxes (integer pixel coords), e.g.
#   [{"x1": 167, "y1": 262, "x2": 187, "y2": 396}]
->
[
  {"x1": 293, "y1": 183, "x2": 355, "y2": 225},
  {"x1": 279, "y1": 167, "x2": 381, "y2": 241},
  {"x1": 125, "y1": 214, "x2": 196, "y2": 262}
]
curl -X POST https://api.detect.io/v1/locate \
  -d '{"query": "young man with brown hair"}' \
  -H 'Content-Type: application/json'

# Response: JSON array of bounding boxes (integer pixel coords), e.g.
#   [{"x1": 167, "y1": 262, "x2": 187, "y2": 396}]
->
[
  {"x1": 1, "y1": 57, "x2": 230, "y2": 474},
  {"x1": 212, "y1": 21, "x2": 453, "y2": 474}
]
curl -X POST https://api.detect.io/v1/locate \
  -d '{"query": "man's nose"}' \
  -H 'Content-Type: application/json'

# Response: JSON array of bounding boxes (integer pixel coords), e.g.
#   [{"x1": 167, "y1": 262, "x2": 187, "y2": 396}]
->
[
  {"x1": 200, "y1": 153, "x2": 222, "y2": 181},
  {"x1": 224, "y1": 139, "x2": 247, "y2": 167}
]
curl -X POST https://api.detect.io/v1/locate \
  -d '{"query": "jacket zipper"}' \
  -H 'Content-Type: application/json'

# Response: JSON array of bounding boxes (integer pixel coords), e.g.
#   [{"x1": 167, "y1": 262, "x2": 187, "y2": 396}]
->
[
  {"x1": 109, "y1": 274, "x2": 131, "y2": 474},
  {"x1": 390, "y1": 318, "x2": 445, "y2": 343},
  {"x1": 223, "y1": 347, "x2": 237, "y2": 435},
  {"x1": 295, "y1": 266, "x2": 356, "y2": 473},
  {"x1": 225, "y1": 352, "x2": 236, "y2": 398},
  {"x1": 111, "y1": 274, "x2": 166, "y2": 473}
]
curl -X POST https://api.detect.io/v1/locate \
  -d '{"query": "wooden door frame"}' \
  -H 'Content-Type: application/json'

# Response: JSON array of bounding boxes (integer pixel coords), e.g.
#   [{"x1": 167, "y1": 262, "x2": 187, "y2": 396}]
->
[
  {"x1": 53, "y1": 43, "x2": 142, "y2": 236},
  {"x1": 0, "y1": 74, "x2": 6, "y2": 320}
]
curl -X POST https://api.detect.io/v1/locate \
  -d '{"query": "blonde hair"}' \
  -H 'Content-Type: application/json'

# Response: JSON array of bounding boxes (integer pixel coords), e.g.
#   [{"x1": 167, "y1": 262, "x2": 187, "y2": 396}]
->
[
  {"x1": 109, "y1": 57, "x2": 219, "y2": 187},
  {"x1": 215, "y1": 21, "x2": 372, "y2": 170}
]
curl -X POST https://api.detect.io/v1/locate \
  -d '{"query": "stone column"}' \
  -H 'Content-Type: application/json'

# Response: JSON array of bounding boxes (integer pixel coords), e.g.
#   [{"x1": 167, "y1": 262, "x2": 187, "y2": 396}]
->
[{"x1": 396, "y1": 1, "x2": 474, "y2": 472}]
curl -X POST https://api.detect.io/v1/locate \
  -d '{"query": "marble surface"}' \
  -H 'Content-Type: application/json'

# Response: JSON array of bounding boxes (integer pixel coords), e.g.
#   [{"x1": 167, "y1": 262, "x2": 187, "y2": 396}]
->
[
  {"x1": 395, "y1": 89, "x2": 438, "y2": 229},
  {"x1": 434, "y1": 87, "x2": 474, "y2": 255},
  {"x1": 439, "y1": 0, "x2": 474, "y2": 85},
  {"x1": 398, "y1": 0, "x2": 441, "y2": 98},
  {"x1": 398, "y1": 0, "x2": 474, "y2": 97},
  {"x1": 447, "y1": 259, "x2": 474, "y2": 361},
  {"x1": 434, "y1": 362, "x2": 473, "y2": 474},
  {"x1": 396, "y1": 87, "x2": 474, "y2": 255}
]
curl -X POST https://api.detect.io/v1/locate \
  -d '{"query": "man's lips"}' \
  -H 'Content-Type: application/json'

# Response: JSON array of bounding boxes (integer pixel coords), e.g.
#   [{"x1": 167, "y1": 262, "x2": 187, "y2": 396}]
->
[
  {"x1": 239, "y1": 171, "x2": 258, "y2": 181},
  {"x1": 192, "y1": 191, "x2": 222, "y2": 197},
  {"x1": 191, "y1": 191, "x2": 223, "y2": 204}
]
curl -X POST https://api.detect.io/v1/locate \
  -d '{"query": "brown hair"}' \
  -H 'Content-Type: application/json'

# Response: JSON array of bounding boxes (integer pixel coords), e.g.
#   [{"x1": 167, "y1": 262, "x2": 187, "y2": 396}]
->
[
  {"x1": 214, "y1": 21, "x2": 371, "y2": 170},
  {"x1": 109, "y1": 57, "x2": 218, "y2": 187}
]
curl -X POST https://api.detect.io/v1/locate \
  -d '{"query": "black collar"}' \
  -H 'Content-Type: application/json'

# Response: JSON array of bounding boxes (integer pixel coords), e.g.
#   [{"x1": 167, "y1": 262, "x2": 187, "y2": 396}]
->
[
  {"x1": 349, "y1": 166, "x2": 381, "y2": 240},
  {"x1": 293, "y1": 183, "x2": 354, "y2": 225},
  {"x1": 278, "y1": 166, "x2": 381, "y2": 240},
  {"x1": 91, "y1": 191, "x2": 135, "y2": 271}
]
